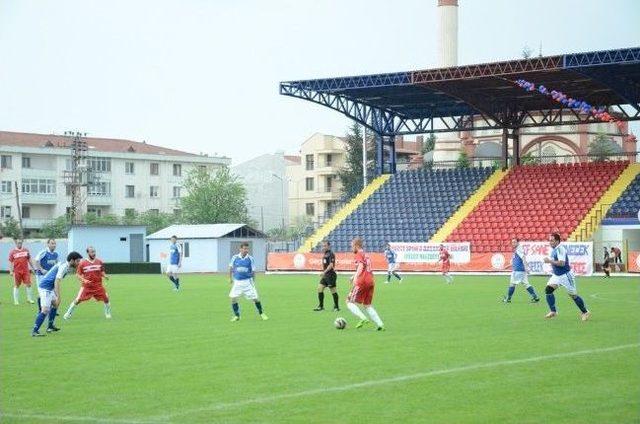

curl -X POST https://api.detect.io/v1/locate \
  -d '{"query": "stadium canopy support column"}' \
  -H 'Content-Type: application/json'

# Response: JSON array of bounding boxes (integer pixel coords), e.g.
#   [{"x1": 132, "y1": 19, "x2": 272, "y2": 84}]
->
[
  {"x1": 501, "y1": 128, "x2": 509, "y2": 170},
  {"x1": 374, "y1": 134, "x2": 397, "y2": 175},
  {"x1": 513, "y1": 128, "x2": 521, "y2": 166}
]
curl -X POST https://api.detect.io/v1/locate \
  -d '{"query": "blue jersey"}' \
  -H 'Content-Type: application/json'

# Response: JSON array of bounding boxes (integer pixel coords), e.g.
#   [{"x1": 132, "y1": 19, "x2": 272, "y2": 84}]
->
[
  {"x1": 512, "y1": 245, "x2": 526, "y2": 272},
  {"x1": 38, "y1": 262, "x2": 70, "y2": 290},
  {"x1": 384, "y1": 249, "x2": 397, "y2": 264},
  {"x1": 169, "y1": 243, "x2": 182, "y2": 265},
  {"x1": 35, "y1": 249, "x2": 59, "y2": 275},
  {"x1": 550, "y1": 245, "x2": 571, "y2": 276},
  {"x1": 229, "y1": 254, "x2": 254, "y2": 281}
]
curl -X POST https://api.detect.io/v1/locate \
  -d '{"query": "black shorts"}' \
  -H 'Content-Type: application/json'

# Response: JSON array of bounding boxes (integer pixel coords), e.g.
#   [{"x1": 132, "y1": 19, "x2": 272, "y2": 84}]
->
[{"x1": 320, "y1": 272, "x2": 337, "y2": 288}]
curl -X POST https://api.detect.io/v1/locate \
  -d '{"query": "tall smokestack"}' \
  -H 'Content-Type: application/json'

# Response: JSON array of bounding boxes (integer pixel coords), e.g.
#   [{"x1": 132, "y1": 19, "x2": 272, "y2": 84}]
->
[{"x1": 437, "y1": 0, "x2": 458, "y2": 67}]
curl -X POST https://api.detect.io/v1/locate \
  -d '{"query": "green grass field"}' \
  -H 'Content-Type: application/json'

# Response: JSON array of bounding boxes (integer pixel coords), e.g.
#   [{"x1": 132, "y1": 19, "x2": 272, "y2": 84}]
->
[{"x1": 1, "y1": 273, "x2": 638, "y2": 423}]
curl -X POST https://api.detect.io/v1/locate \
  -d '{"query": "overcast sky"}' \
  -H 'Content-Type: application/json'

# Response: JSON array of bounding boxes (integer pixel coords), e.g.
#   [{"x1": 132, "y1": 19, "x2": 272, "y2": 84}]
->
[{"x1": 1, "y1": 0, "x2": 638, "y2": 164}]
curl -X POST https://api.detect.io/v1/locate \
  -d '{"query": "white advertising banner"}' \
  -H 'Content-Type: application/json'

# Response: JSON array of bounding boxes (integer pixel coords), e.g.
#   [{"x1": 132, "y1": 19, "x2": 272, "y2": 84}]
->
[
  {"x1": 521, "y1": 241, "x2": 593, "y2": 276},
  {"x1": 388, "y1": 242, "x2": 471, "y2": 264}
]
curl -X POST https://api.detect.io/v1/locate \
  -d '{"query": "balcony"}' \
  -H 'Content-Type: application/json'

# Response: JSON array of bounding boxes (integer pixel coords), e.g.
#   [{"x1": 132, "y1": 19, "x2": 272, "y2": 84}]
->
[
  {"x1": 22, "y1": 218, "x2": 55, "y2": 229},
  {"x1": 21, "y1": 168, "x2": 58, "y2": 178},
  {"x1": 20, "y1": 193, "x2": 58, "y2": 204},
  {"x1": 87, "y1": 193, "x2": 113, "y2": 205}
]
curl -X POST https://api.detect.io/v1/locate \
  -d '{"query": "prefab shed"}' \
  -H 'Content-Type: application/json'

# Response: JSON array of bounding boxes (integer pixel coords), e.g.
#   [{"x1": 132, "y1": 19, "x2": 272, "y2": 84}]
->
[
  {"x1": 146, "y1": 224, "x2": 267, "y2": 273},
  {"x1": 68, "y1": 225, "x2": 147, "y2": 262}
]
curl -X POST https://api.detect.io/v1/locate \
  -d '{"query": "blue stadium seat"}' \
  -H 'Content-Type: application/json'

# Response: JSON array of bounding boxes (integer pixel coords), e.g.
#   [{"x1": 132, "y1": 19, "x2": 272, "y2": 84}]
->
[{"x1": 606, "y1": 174, "x2": 640, "y2": 218}]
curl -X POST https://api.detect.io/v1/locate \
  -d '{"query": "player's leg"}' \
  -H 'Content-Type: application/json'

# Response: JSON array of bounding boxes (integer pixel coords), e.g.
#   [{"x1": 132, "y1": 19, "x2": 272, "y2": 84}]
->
[
  {"x1": 346, "y1": 286, "x2": 368, "y2": 325},
  {"x1": 329, "y1": 286, "x2": 340, "y2": 311},
  {"x1": 564, "y1": 273, "x2": 590, "y2": 320},
  {"x1": 246, "y1": 281, "x2": 267, "y2": 320},
  {"x1": 32, "y1": 289, "x2": 52, "y2": 336},
  {"x1": 362, "y1": 287, "x2": 384, "y2": 330},
  {"x1": 101, "y1": 291, "x2": 112, "y2": 319},
  {"x1": 522, "y1": 274, "x2": 540, "y2": 302},
  {"x1": 315, "y1": 281, "x2": 326, "y2": 311},
  {"x1": 47, "y1": 297, "x2": 61, "y2": 332},
  {"x1": 167, "y1": 267, "x2": 179, "y2": 290},
  {"x1": 504, "y1": 273, "x2": 517, "y2": 302},
  {"x1": 544, "y1": 279, "x2": 559, "y2": 318},
  {"x1": 392, "y1": 264, "x2": 402, "y2": 282},
  {"x1": 386, "y1": 265, "x2": 391, "y2": 284},
  {"x1": 13, "y1": 280, "x2": 20, "y2": 305},
  {"x1": 64, "y1": 287, "x2": 84, "y2": 320}
]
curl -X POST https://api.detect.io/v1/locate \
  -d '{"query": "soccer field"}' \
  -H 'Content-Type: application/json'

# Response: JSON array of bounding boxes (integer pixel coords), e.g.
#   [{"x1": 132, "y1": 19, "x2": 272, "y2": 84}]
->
[{"x1": 1, "y1": 273, "x2": 638, "y2": 424}]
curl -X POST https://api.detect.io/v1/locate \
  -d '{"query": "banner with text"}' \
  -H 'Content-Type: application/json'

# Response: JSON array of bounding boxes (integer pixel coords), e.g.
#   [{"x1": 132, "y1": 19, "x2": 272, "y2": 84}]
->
[
  {"x1": 519, "y1": 241, "x2": 593, "y2": 276},
  {"x1": 388, "y1": 242, "x2": 471, "y2": 264}
]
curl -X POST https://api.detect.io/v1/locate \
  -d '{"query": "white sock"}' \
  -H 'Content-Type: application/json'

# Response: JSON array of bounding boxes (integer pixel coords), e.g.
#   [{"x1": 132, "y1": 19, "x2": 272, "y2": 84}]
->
[
  {"x1": 13, "y1": 287, "x2": 19, "y2": 303},
  {"x1": 26, "y1": 286, "x2": 34, "y2": 301},
  {"x1": 346, "y1": 302, "x2": 367, "y2": 320},
  {"x1": 365, "y1": 306, "x2": 384, "y2": 327},
  {"x1": 104, "y1": 303, "x2": 111, "y2": 316},
  {"x1": 66, "y1": 302, "x2": 76, "y2": 316}
]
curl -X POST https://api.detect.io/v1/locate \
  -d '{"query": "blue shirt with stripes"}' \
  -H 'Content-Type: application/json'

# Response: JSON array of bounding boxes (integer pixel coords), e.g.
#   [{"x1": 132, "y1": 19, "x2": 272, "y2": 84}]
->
[{"x1": 550, "y1": 245, "x2": 571, "y2": 276}]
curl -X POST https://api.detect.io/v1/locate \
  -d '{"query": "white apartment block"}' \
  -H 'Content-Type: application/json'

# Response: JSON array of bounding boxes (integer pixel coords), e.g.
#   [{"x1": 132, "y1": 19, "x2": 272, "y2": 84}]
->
[{"x1": 0, "y1": 131, "x2": 229, "y2": 232}]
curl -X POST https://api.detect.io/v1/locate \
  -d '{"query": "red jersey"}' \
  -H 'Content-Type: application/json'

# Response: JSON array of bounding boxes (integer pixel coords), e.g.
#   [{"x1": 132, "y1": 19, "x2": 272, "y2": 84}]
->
[
  {"x1": 439, "y1": 249, "x2": 450, "y2": 264},
  {"x1": 8, "y1": 248, "x2": 31, "y2": 274},
  {"x1": 354, "y1": 249, "x2": 374, "y2": 286},
  {"x1": 77, "y1": 258, "x2": 105, "y2": 287}
]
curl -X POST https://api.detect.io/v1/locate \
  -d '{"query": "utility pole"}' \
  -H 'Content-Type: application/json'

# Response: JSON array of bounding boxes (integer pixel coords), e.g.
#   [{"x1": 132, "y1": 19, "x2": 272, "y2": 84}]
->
[
  {"x1": 260, "y1": 206, "x2": 264, "y2": 232},
  {"x1": 63, "y1": 131, "x2": 89, "y2": 225},
  {"x1": 14, "y1": 181, "x2": 23, "y2": 238}
]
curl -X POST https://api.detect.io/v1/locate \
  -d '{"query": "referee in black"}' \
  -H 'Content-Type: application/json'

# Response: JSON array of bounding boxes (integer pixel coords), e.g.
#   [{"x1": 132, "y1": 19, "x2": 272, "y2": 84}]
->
[{"x1": 314, "y1": 240, "x2": 339, "y2": 311}]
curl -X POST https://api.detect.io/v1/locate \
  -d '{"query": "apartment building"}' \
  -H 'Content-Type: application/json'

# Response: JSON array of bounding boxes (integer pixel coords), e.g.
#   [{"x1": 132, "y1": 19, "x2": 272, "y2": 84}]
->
[{"x1": 0, "y1": 131, "x2": 229, "y2": 232}]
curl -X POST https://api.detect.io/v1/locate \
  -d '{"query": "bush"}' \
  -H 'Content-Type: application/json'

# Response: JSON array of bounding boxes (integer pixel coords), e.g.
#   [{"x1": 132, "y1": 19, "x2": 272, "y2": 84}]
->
[{"x1": 104, "y1": 262, "x2": 161, "y2": 274}]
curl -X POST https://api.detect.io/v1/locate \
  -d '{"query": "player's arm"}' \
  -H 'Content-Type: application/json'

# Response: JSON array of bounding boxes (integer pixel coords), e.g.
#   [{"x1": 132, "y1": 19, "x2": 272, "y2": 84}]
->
[
  {"x1": 178, "y1": 244, "x2": 183, "y2": 268},
  {"x1": 324, "y1": 254, "x2": 335, "y2": 274},
  {"x1": 7, "y1": 253, "x2": 14, "y2": 275},
  {"x1": 32, "y1": 250, "x2": 46, "y2": 274},
  {"x1": 545, "y1": 247, "x2": 567, "y2": 266},
  {"x1": 228, "y1": 257, "x2": 234, "y2": 284}
]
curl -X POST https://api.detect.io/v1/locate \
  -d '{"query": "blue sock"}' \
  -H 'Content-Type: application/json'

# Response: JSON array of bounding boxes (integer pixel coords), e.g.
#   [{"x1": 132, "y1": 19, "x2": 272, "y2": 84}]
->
[
  {"x1": 169, "y1": 276, "x2": 179, "y2": 289},
  {"x1": 386, "y1": 273, "x2": 391, "y2": 282},
  {"x1": 573, "y1": 296, "x2": 588, "y2": 314},
  {"x1": 526, "y1": 286, "x2": 538, "y2": 299},
  {"x1": 255, "y1": 301, "x2": 263, "y2": 314},
  {"x1": 48, "y1": 307, "x2": 57, "y2": 327},
  {"x1": 546, "y1": 293, "x2": 556, "y2": 312},
  {"x1": 33, "y1": 312, "x2": 46, "y2": 333},
  {"x1": 175, "y1": 278, "x2": 180, "y2": 288},
  {"x1": 506, "y1": 286, "x2": 515, "y2": 300},
  {"x1": 232, "y1": 302, "x2": 240, "y2": 317}
]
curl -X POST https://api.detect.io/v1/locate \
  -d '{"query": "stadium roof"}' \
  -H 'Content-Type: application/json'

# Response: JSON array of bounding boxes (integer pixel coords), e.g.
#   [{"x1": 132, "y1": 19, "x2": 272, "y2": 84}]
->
[
  {"x1": 280, "y1": 47, "x2": 640, "y2": 135},
  {"x1": 147, "y1": 224, "x2": 266, "y2": 240}
]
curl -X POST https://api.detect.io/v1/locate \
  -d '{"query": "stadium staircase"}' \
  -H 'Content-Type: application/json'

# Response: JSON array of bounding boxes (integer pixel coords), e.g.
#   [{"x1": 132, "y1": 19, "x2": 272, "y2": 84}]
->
[
  {"x1": 298, "y1": 174, "x2": 391, "y2": 253},
  {"x1": 604, "y1": 165, "x2": 640, "y2": 219},
  {"x1": 306, "y1": 167, "x2": 494, "y2": 252},
  {"x1": 445, "y1": 162, "x2": 629, "y2": 252},
  {"x1": 429, "y1": 168, "x2": 509, "y2": 243},
  {"x1": 570, "y1": 163, "x2": 640, "y2": 241}
]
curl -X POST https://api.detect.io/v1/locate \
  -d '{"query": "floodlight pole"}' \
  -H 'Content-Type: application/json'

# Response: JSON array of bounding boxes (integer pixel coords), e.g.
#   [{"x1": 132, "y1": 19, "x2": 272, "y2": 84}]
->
[{"x1": 362, "y1": 124, "x2": 367, "y2": 188}]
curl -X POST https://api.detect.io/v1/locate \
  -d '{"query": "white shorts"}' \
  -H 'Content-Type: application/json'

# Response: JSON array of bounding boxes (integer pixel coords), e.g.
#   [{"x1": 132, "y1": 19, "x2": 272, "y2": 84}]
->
[
  {"x1": 38, "y1": 288, "x2": 58, "y2": 309},
  {"x1": 387, "y1": 263, "x2": 399, "y2": 272},
  {"x1": 510, "y1": 271, "x2": 529, "y2": 285},
  {"x1": 547, "y1": 272, "x2": 577, "y2": 295},
  {"x1": 229, "y1": 279, "x2": 259, "y2": 300},
  {"x1": 166, "y1": 264, "x2": 180, "y2": 274}
]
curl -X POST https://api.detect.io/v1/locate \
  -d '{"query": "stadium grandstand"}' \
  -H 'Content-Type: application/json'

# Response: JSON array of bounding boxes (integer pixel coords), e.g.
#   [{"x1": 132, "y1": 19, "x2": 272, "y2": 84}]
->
[{"x1": 278, "y1": 47, "x2": 640, "y2": 262}]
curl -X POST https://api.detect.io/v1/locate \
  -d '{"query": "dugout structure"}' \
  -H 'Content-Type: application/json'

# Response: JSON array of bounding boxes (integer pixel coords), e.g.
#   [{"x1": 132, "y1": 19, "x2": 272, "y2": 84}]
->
[{"x1": 280, "y1": 47, "x2": 640, "y2": 174}]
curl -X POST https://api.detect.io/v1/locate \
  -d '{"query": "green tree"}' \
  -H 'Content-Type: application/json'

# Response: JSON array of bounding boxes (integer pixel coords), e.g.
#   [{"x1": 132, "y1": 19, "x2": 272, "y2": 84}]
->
[
  {"x1": 456, "y1": 150, "x2": 471, "y2": 168},
  {"x1": 136, "y1": 210, "x2": 175, "y2": 234},
  {"x1": 1, "y1": 217, "x2": 22, "y2": 239},
  {"x1": 520, "y1": 152, "x2": 539, "y2": 165},
  {"x1": 337, "y1": 122, "x2": 375, "y2": 200},
  {"x1": 85, "y1": 213, "x2": 120, "y2": 225},
  {"x1": 422, "y1": 133, "x2": 436, "y2": 170},
  {"x1": 181, "y1": 166, "x2": 252, "y2": 224},
  {"x1": 39, "y1": 215, "x2": 70, "y2": 239},
  {"x1": 588, "y1": 133, "x2": 618, "y2": 162}
]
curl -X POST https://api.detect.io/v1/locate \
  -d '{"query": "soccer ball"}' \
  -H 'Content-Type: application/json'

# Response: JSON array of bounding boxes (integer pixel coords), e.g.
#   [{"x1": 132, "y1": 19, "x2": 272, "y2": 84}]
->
[{"x1": 334, "y1": 317, "x2": 347, "y2": 330}]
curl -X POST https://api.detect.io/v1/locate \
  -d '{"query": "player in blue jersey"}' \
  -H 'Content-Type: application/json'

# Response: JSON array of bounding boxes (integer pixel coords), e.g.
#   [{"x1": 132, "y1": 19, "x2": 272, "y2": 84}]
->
[
  {"x1": 503, "y1": 238, "x2": 540, "y2": 303},
  {"x1": 384, "y1": 244, "x2": 402, "y2": 284},
  {"x1": 166, "y1": 235, "x2": 182, "y2": 290},
  {"x1": 229, "y1": 242, "x2": 268, "y2": 322},
  {"x1": 543, "y1": 233, "x2": 591, "y2": 321},
  {"x1": 33, "y1": 238, "x2": 60, "y2": 322},
  {"x1": 31, "y1": 251, "x2": 83, "y2": 337}
]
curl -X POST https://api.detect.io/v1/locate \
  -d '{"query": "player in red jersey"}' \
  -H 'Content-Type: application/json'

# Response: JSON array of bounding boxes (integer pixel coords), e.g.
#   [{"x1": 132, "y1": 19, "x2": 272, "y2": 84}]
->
[
  {"x1": 63, "y1": 246, "x2": 112, "y2": 320},
  {"x1": 8, "y1": 238, "x2": 35, "y2": 305},
  {"x1": 439, "y1": 244, "x2": 453, "y2": 284},
  {"x1": 346, "y1": 237, "x2": 385, "y2": 331}
]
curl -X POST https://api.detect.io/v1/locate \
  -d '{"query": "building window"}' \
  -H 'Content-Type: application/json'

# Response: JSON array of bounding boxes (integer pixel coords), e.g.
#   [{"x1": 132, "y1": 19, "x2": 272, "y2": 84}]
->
[
  {"x1": 88, "y1": 157, "x2": 111, "y2": 173},
  {"x1": 305, "y1": 203, "x2": 315, "y2": 216},
  {"x1": 124, "y1": 208, "x2": 136, "y2": 218},
  {"x1": 326, "y1": 175, "x2": 333, "y2": 192},
  {"x1": 125, "y1": 162, "x2": 135, "y2": 174},
  {"x1": 149, "y1": 209, "x2": 159, "y2": 214},
  {"x1": 1, "y1": 155, "x2": 12, "y2": 169},
  {"x1": 21, "y1": 206, "x2": 30, "y2": 218},
  {"x1": 88, "y1": 181, "x2": 111, "y2": 196},
  {"x1": 1, "y1": 206, "x2": 11, "y2": 218},
  {"x1": 22, "y1": 157, "x2": 31, "y2": 168},
  {"x1": 150, "y1": 163, "x2": 159, "y2": 176},
  {"x1": 172, "y1": 186, "x2": 181, "y2": 198},
  {"x1": 305, "y1": 154, "x2": 314, "y2": 171},
  {"x1": 87, "y1": 207, "x2": 103, "y2": 217},
  {"x1": 173, "y1": 164, "x2": 182, "y2": 177},
  {"x1": 198, "y1": 165, "x2": 207, "y2": 172},
  {"x1": 66, "y1": 185, "x2": 73, "y2": 196},
  {"x1": 125, "y1": 185, "x2": 135, "y2": 198},
  {"x1": 21, "y1": 179, "x2": 56, "y2": 195},
  {"x1": 326, "y1": 154, "x2": 333, "y2": 167},
  {"x1": 150, "y1": 186, "x2": 159, "y2": 198},
  {"x1": 183, "y1": 242, "x2": 190, "y2": 258},
  {"x1": 1, "y1": 181, "x2": 12, "y2": 194},
  {"x1": 305, "y1": 177, "x2": 314, "y2": 191}
]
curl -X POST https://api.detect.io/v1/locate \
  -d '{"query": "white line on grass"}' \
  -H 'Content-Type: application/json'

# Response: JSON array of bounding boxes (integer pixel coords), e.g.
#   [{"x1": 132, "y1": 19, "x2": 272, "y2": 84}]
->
[
  {"x1": 161, "y1": 343, "x2": 640, "y2": 420},
  {"x1": 590, "y1": 292, "x2": 640, "y2": 304},
  {"x1": 4, "y1": 344, "x2": 637, "y2": 423}
]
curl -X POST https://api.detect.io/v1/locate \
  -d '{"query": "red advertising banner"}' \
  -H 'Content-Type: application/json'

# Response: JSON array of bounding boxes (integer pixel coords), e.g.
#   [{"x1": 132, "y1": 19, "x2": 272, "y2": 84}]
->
[
  {"x1": 267, "y1": 251, "x2": 515, "y2": 273},
  {"x1": 628, "y1": 251, "x2": 640, "y2": 273}
]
